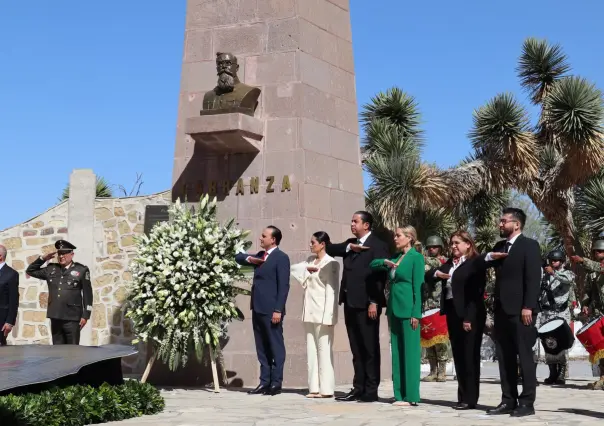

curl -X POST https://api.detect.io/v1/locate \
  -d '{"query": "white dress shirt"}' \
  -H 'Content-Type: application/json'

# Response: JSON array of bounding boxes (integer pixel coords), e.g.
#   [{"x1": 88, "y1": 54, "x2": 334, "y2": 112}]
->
[
  {"x1": 346, "y1": 231, "x2": 371, "y2": 252},
  {"x1": 485, "y1": 233, "x2": 522, "y2": 261},
  {"x1": 246, "y1": 246, "x2": 277, "y2": 263}
]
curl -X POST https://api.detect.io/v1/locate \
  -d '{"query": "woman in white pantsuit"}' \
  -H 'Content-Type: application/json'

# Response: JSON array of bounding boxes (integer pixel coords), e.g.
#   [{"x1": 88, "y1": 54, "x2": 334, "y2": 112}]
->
[{"x1": 291, "y1": 231, "x2": 340, "y2": 398}]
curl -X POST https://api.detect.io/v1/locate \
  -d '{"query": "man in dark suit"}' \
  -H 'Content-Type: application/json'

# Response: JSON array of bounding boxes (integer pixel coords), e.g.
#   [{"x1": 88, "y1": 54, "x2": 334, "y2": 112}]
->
[
  {"x1": 0, "y1": 245, "x2": 19, "y2": 346},
  {"x1": 484, "y1": 208, "x2": 542, "y2": 417},
  {"x1": 326, "y1": 211, "x2": 390, "y2": 402},
  {"x1": 235, "y1": 226, "x2": 290, "y2": 396}
]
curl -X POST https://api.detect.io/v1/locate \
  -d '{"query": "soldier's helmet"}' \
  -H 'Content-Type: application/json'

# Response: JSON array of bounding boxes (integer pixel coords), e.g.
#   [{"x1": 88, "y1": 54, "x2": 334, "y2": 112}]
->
[
  {"x1": 425, "y1": 235, "x2": 444, "y2": 248},
  {"x1": 592, "y1": 239, "x2": 604, "y2": 251},
  {"x1": 547, "y1": 250, "x2": 565, "y2": 261}
]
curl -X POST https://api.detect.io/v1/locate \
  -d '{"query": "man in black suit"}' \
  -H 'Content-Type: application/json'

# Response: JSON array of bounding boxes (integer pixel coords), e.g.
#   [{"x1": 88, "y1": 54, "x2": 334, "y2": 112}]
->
[
  {"x1": 326, "y1": 211, "x2": 390, "y2": 402},
  {"x1": 485, "y1": 208, "x2": 542, "y2": 417},
  {"x1": 235, "y1": 226, "x2": 290, "y2": 396},
  {"x1": 0, "y1": 245, "x2": 19, "y2": 346}
]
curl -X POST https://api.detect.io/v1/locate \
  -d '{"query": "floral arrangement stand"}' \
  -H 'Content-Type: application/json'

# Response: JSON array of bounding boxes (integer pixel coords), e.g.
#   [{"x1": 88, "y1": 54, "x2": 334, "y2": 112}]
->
[{"x1": 127, "y1": 195, "x2": 251, "y2": 392}]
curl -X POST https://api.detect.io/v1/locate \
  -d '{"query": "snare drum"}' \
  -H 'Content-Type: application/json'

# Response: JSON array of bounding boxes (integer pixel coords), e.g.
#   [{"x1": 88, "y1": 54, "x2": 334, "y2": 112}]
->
[
  {"x1": 576, "y1": 316, "x2": 604, "y2": 364},
  {"x1": 537, "y1": 317, "x2": 574, "y2": 355},
  {"x1": 420, "y1": 308, "x2": 449, "y2": 348}
]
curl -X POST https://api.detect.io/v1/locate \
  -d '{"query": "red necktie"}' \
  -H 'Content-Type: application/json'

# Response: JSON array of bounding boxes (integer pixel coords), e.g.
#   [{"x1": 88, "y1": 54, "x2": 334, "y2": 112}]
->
[{"x1": 262, "y1": 252, "x2": 268, "y2": 261}]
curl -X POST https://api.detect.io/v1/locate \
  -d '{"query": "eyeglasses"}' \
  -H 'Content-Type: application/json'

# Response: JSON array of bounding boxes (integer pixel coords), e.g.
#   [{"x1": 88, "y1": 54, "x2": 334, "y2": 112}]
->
[{"x1": 498, "y1": 219, "x2": 518, "y2": 224}]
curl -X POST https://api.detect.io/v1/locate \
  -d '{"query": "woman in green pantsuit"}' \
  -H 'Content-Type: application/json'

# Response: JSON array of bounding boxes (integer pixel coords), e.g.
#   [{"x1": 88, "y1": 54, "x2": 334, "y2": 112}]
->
[{"x1": 370, "y1": 225, "x2": 423, "y2": 407}]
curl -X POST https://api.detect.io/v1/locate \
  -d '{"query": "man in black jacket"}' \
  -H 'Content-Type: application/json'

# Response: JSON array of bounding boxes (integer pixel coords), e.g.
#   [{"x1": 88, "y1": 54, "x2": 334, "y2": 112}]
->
[
  {"x1": 0, "y1": 245, "x2": 19, "y2": 346},
  {"x1": 485, "y1": 208, "x2": 542, "y2": 417},
  {"x1": 326, "y1": 211, "x2": 389, "y2": 402}
]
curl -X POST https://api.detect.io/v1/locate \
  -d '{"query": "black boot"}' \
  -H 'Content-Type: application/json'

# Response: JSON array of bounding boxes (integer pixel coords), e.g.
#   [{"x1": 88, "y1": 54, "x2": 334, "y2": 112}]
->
[
  {"x1": 555, "y1": 363, "x2": 566, "y2": 385},
  {"x1": 544, "y1": 364, "x2": 557, "y2": 385}
]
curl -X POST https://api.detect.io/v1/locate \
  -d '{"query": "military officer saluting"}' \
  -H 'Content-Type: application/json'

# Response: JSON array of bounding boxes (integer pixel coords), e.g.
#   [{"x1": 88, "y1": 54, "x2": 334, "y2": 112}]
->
[{"x1": 26, "y1": 240, "x2": 93, "y2": 345}]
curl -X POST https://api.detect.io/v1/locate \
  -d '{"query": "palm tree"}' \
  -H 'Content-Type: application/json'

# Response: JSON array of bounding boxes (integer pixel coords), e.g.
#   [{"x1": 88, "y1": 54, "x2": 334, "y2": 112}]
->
[{"x1": 60, "y1": 176, "x2": 113, "y2": 201}]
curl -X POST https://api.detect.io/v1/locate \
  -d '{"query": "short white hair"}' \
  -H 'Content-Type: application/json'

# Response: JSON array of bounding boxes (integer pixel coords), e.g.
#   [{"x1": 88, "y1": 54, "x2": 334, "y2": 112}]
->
[{"x1": 0, "y1": 245, "x2": 7, "y2": 261}]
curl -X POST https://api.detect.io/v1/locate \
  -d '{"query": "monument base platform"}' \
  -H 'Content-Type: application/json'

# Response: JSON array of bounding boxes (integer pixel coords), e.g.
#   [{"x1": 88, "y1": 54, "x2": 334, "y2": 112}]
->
[{"x1": 0, "y1": 344, "x2": 137, "y2": 396}]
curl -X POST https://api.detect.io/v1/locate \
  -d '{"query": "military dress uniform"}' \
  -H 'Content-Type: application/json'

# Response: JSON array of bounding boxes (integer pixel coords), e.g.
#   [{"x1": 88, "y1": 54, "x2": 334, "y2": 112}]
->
[
  {"x1": 535, "y1": 251, "x2": 575, "y2": 384},
  {"x1": 26, "y1": 240, "x2": 92, "y2": 345},
  {"x1": 579, "y1": 241, "x2": 604, "y2": 389},
  {"x1": 421, "y1": 235, "x2": 451, "y2": 382}
]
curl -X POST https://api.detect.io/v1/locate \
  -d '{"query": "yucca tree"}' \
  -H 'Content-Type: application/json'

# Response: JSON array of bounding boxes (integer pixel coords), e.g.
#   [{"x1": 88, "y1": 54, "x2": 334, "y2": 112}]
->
[
  {"x1": 437, "y1": 38, "x2": 604, "y2": 262},
  {"x1": 361, "y1": 88, "x2": 507, "y2": 246},
  {"x1": 60, "y1": 176, "x2": 113, "y2": 200},
  {"x1": 361, "y1": 88, "x2": 454, "y2": 242}
]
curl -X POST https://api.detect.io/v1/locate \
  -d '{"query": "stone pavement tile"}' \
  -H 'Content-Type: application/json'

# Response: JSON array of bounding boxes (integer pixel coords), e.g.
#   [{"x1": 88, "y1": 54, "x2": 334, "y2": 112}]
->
[{"x1": 106, "y1": 372, "x2": 604, "y2": 425}]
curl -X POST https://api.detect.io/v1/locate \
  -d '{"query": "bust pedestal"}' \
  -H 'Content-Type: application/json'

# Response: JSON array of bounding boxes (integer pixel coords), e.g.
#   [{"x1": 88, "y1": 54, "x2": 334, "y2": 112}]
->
[{"x1": 185, "y1": 111, "x2": 264, "y2": 154}]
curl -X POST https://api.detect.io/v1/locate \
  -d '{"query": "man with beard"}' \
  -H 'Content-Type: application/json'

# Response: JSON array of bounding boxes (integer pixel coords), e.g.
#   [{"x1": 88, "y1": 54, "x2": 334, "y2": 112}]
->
[
  {"x1": 484, "y1": 208, "x2": 541, "y2": 418},
  {"x1": 326, "y1": 211, "x2": 390, "y2": 403},
  {"x1": 202, "y1": 52, "x2": 261, "y2": 115},
  {"x1": 571, "y1": 238, "x2": 604, "y2": 390}
]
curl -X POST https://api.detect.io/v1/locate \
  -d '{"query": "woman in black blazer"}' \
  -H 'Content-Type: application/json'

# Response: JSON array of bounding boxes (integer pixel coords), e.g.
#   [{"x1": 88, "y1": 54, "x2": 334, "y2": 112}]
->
[{"x1": 427, "y1": 230, "x2": 486, "y2": 410}]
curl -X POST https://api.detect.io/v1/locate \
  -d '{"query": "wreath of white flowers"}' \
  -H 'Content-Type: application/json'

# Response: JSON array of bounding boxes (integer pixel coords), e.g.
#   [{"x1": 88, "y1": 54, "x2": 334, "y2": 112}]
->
[{"x1": 126, "y1": 195, "x2": 250, "y2": 373}]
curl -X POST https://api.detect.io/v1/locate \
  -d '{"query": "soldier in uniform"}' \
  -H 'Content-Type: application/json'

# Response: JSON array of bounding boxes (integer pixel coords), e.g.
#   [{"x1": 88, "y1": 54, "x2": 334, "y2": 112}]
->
[
  {"x1": 26, "y1": 240, "x2": 93, "y2": 345},
  {"x1": 535, "y1": 250, "x2": 575, "y2": 385},
  {"x1": 571, "y1": 238, "x2": 604, "y2": 390},
  {"x1": 421, "y1": 235, "x2": 451, "y2": 382}
]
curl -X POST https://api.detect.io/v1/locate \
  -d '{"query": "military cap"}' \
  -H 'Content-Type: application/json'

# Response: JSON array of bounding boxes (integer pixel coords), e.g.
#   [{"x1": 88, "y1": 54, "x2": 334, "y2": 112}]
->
[
  {"x1": 55, "y1": 240, "x2": 77, "y2": 253},
  {"x1": 547, "y1": 250, "x2": 565, "y2": 261},
  {"x1": 425, "y1": 235, "x2": 444, "y2": 248},
  {"x1": 592, "y1": 239, "x2": 604, "y2": 251}
]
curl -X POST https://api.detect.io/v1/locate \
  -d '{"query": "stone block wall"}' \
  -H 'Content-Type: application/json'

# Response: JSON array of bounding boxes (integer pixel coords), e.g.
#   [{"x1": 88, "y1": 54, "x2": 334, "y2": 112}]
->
[
  {"x1": 0, "y1": 172, "x2": 171, "y2": 374},
  {"x1": 0, "y1": 202, "x2": 69, "y2": 344},
  {"x1": 91, "y1": 191, "x2": 172, "y2": 373}
]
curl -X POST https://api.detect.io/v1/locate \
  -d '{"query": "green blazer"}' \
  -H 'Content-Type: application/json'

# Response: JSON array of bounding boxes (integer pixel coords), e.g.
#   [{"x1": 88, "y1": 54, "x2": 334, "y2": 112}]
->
[{"x1": 370, "y1": 248, "x2": 424, "y2": 319}]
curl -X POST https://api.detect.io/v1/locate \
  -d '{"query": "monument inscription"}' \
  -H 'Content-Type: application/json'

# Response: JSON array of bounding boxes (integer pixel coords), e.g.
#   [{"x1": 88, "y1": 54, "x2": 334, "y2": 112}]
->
[{"x1": 177, "y1": 175, "x2": 291, "y2": 200}]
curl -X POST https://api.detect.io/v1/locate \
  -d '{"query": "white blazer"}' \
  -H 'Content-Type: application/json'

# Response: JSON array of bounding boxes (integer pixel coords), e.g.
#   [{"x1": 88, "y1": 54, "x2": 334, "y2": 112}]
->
[{"x1": 291, "y1": 254, "x2": 340, "y2": 325}]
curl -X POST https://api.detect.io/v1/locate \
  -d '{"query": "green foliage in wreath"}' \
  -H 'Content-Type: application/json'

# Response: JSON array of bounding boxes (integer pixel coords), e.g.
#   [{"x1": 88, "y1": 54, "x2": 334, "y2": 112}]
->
[
  {"x1": 0, "y1": 381, "x2": 164, "y2": 426},
  {"x1": 127, "y1": 195, "x2": 251, "y2": 370}
]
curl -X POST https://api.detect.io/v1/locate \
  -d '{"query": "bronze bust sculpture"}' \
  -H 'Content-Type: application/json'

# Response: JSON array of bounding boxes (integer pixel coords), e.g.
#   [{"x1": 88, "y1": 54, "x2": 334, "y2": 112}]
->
[{"x1": 201, "y1": 52, "x2": 261, "y2": 116}]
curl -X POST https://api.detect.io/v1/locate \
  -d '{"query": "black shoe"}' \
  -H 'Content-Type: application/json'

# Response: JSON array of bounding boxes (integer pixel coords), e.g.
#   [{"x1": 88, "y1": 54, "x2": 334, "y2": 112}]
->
[
  {"x1": 454, "y1": 403, "x2": 476, "y2": 410},
  {"x1": 544, "y1": 365, "x2": 558, "y2": 384},
  {"x1": 248, "y1": 384, "x2": 269, "y2": 395},
  {"x1": 357, "y1": 394, "x2": 378, "y2": 403},
  {"x1": 262, "y1": 385, "x2": 282, "y2": 396},
  {"x1": 336, "y1": 390, "x2": 361, "y2": 402},
  {"x1": 511, "y1": 405, "x2": 535, "y2": 417},
  {"x1": 487, "y1": 403, "x2": 515, "y2": 415}
]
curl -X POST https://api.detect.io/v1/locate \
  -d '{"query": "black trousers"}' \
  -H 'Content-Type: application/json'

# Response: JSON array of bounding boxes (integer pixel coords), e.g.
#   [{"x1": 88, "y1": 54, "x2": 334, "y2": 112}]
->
[
  {"x1": 252, "y1": 311, "x2": 286, "y2": 387},
  {"x1": 344, "y1": 305, "x2": 381, "y2": 397},
  {"x1": 445, "y1": 300, "x2": 485, "y2": 406},
  {"x1": 493, "y1": 307, "x2": 537, "y2": 406},
  {"x1": 0, "y1": 333, "x2": 6, "y2": 346},
  {"x1": 50, "y1": 319, "x2": 81, "y2": 345}
]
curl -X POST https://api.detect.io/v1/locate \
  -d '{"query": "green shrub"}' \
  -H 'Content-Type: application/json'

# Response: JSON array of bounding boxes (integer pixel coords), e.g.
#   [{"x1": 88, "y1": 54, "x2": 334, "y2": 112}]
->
[{"x1": 0, "y1": 380, "x2": 164, "y2": 426}]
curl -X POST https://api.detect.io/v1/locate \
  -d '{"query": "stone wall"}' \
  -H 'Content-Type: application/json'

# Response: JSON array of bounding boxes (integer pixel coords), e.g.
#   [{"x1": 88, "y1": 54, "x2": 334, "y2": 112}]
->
[
  {"x1": 91, "y1": 191, "x2": 172, "y2": 373},
  {"x1": 1, "y1": 171, "x2": 171, "y2": 374},
  {"x1": 0, "y1": 202, "x2": 69, "y2": 344}
]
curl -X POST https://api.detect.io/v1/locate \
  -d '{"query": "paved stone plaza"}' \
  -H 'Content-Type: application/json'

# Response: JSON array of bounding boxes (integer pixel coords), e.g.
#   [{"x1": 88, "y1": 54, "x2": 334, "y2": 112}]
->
[{"x1": 109, "y1": 362, "x2": 603, "y2": 425}]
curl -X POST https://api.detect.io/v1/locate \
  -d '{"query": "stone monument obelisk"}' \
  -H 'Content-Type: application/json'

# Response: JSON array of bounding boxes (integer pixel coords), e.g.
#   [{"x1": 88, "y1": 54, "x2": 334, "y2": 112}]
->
[{"x1": 168, "y1": 0, "x2": 389, "y2": 388}]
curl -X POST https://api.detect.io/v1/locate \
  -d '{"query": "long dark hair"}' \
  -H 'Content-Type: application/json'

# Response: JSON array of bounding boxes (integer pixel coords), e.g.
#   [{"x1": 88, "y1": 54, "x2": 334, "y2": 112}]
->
[
  {"x1": 450, "y1": 230, "x2": 479, "y2": 259},
  {"x1": 312, "y1": 231, "x2": 331, "y2": 245}
]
